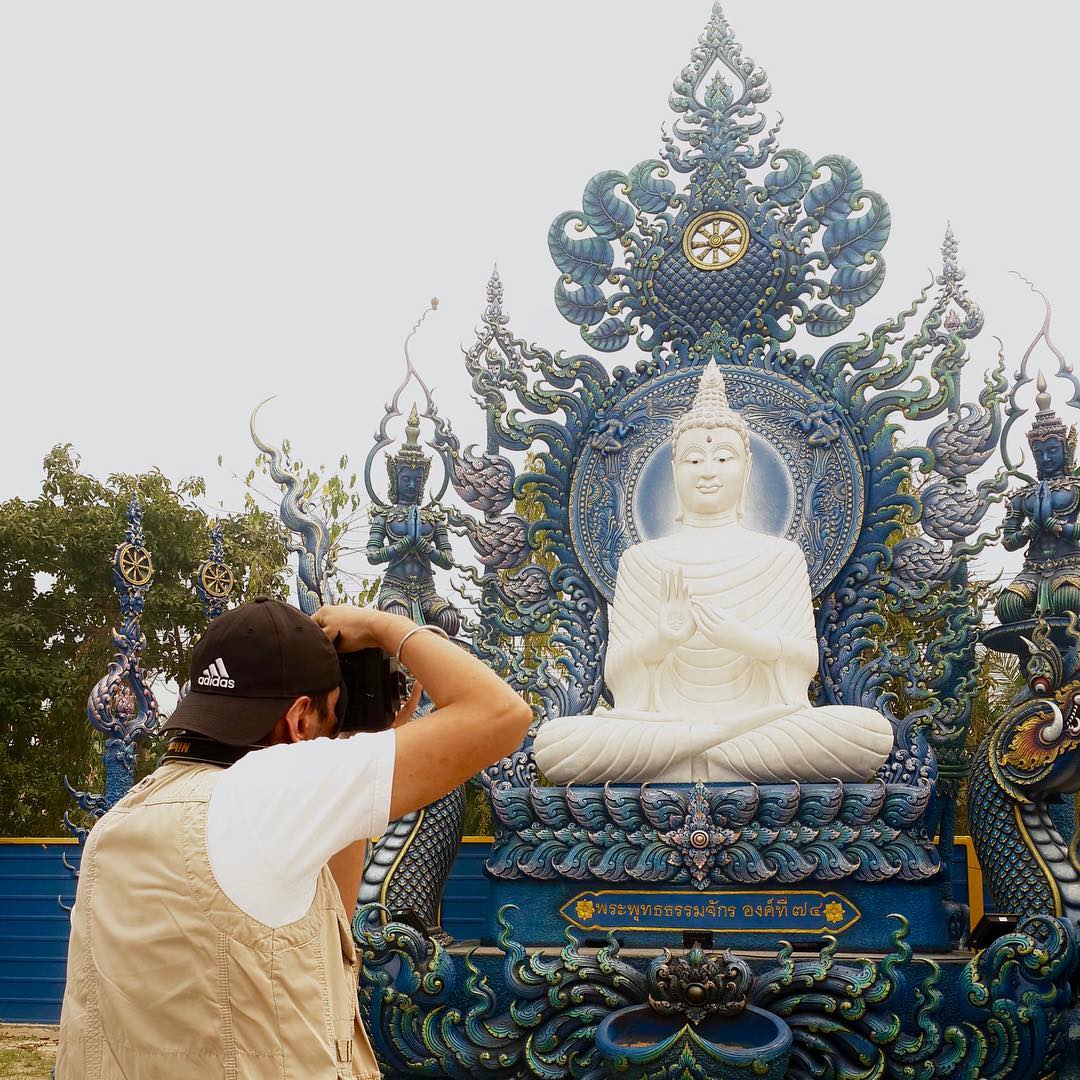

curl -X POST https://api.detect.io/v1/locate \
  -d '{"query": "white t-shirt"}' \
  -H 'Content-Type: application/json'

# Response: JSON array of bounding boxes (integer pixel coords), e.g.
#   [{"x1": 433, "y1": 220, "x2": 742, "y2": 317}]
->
[{"x1": 205, "y1": 731, "x2": 396, "y2": 928}]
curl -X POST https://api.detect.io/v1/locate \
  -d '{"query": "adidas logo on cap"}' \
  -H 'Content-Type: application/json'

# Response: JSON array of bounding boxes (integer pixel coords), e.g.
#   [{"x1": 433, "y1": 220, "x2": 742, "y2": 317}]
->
[{"x1": 197, "y1": 658, "x2": 235, "y2": 690}]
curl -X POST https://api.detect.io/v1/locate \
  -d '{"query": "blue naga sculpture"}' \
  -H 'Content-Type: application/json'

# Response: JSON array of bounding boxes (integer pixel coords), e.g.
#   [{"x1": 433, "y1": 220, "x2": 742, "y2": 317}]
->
[
  {"x1": 974, "y1": 290, "x2": 1080, "y2": 927},
  {"x1": 970, "y1": 617, "x2": 1080, "y2": 921},
  {"x1": 64, "y1": 494, "x2": 160, "y2": 842},
  {"x1": 250, "y1": 399, "x2": 333, "y2": 616},
  {"x1": 356, "y1": 332, "x2": 465, "y2": 941}
]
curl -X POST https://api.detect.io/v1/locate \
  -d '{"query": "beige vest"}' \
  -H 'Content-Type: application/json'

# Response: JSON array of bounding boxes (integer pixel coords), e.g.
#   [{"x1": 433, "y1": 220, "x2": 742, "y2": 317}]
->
[{"x1": 56, "y1": 761, "x2": 381, "y2": 1079}]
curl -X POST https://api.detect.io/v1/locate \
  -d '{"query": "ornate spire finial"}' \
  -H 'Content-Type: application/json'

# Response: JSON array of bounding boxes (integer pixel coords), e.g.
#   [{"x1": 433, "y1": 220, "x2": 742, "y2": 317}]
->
[
  {"x1": 405, "y1": 403, "x2": 421, "y2": 447},
  {"x1": 672, "y1": 359, "x2": 749, "y2": 454},
  {"x1": 1036, "y1": 371, "x2": 1051, "y2": 413},
  {"x1": 938, "y1": 223, "x2": 965, "y2": 286}
]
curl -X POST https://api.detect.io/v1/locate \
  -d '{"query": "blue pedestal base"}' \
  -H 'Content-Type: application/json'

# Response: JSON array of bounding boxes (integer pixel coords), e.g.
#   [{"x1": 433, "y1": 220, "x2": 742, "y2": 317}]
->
[{"x1": 357, "y1": 906, "x2": 1080, "y2": 1080}]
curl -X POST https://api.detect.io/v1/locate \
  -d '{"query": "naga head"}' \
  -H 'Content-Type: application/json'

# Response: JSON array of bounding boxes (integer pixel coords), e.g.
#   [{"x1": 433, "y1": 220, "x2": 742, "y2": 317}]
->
[{"x1": 997, "y1": 617, "x2": 1080, "y2": 795}]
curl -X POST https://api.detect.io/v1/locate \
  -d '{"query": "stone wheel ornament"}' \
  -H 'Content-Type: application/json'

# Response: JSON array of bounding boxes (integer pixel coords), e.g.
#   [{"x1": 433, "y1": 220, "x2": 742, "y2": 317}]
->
[
  {"x1": 115, "y1": 542, "x2": 153, "y2": 587},
  {"x1": 681, "y1": 211, "x2": 750, "y2": 271},
  {"x1": 198, "y1": 561, "x2": 234, "y2": 600}
]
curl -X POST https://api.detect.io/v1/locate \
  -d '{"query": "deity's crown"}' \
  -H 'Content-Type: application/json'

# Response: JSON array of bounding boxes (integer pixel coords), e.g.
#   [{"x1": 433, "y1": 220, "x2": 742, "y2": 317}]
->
[
  {"x1": 1027, "y1": 372, "x2": 1077, "y2": 467},
  {"x1": 385, "y1": 404, "x2": 432, "y2": 495},
  {"x1": 672, "y1": 359, "x2": 750, "y2": 456}
]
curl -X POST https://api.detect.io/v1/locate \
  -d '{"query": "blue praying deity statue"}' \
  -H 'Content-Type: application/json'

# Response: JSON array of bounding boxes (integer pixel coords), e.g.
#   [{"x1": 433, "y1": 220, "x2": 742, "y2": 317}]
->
[
  {"x1": 367, "y1": 404, "x2": 460, "y2": 636},
  {"x1": 997, "y1": 373, "x2": 1080, "y2": 624}
]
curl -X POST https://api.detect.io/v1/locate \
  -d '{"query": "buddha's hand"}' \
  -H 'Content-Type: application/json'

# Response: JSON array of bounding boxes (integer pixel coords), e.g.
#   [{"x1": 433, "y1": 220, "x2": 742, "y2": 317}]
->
[
  {"x1": 657, "y1": 568, "x2": 695, "y2": 646},
  {"x1": 689, "y1": 599, "x2": 748, "y2": 653}
]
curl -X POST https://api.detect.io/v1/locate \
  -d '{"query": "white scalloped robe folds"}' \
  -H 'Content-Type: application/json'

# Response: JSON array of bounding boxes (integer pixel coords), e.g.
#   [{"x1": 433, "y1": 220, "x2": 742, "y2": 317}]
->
[{"x1": 532, "y1": 527, "x2": 894, "y2": 784}]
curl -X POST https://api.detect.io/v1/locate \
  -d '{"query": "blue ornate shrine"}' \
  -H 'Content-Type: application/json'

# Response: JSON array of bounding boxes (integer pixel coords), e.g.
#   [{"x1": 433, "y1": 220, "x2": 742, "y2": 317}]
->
[{"x1": 256, "y1": 5, "x2": 1080, "y2": 1076}]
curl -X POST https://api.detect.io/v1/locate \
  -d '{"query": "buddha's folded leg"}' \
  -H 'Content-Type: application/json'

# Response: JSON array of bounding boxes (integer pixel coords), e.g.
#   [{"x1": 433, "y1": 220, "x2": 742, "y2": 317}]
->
[
  {"x1": 699, "y1": 706, "x2": 894, "y2": 783},
  {"x1": 533, "y1": 715, "x2": 716, "y2": 785}
]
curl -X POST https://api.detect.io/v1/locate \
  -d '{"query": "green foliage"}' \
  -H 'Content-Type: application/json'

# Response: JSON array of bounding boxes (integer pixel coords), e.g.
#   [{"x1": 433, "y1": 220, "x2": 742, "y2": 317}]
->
[
  {"x1": 505, "y1": 453, "x2": 562, "y2": 684},
  {"x1": 0, "y1": 445, "x2": 291, "y2": 836},
  {"x1": 462, "y1": 784, "x2": 494, "y2": 837}
]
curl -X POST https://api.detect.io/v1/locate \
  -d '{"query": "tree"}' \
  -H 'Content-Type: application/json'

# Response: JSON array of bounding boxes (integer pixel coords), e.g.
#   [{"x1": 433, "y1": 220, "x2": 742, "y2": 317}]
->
[{"x1": 0, "y1": 446, "x2": 291, "y2": 836}]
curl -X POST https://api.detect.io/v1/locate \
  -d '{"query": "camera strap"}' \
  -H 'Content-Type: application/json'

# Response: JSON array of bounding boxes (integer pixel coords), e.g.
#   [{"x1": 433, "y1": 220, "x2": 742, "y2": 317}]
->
[{"x1": 161, "y1": 732, "x2": 258, "y2": 768}]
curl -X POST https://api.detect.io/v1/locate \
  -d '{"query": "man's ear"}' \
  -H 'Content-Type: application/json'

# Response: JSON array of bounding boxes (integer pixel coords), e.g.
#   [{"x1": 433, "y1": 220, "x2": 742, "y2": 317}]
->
[{"x1": 281, "y1": 696, "x2": 314, "y2": 743}]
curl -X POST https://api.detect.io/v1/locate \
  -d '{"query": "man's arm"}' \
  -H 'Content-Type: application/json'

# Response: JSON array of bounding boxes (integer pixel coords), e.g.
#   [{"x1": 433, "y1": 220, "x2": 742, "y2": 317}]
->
[{"x1": 314, "y1": 606, "x2": 533, "y2": 820}]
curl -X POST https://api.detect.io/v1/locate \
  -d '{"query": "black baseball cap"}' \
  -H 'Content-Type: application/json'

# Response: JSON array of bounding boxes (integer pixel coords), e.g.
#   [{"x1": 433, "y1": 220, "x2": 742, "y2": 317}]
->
[{"x1": 164, "y1": 597, "x2": 342, "y2": 745}]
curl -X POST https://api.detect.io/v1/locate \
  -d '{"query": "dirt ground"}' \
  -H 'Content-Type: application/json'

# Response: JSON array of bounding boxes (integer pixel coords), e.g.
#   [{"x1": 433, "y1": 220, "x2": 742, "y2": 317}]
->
[{"x1": 0, "y1": 1025, "x2": 57, "y2": 1079}]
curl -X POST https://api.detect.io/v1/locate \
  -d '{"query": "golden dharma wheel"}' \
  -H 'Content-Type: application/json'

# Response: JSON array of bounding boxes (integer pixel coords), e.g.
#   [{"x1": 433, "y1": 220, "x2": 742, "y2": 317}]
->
[
  {"x1": 681, "y1": 210, "x2": 750, "y2": 271},
  {"x1": 199, "y1": 561, "x2": 235, "y2": 599},
  {"x1": 116, "y1": 542, "x2": 153, "y2": 587}
]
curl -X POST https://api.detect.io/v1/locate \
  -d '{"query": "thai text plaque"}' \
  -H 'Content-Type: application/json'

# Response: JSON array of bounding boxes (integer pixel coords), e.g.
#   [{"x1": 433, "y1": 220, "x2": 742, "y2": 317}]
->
[{"x1": 560, "y1": 889, "x2": 860, "y2": 935}]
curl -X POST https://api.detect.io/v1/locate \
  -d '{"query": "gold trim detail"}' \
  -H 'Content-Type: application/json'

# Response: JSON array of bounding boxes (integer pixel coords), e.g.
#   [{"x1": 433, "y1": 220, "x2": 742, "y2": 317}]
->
[
  {"x1": 681, "y1": 211, "x2": 750, "y2": 271},
  {"x1": 0, "y1": 837, "x2": 78, "y2": 844}
]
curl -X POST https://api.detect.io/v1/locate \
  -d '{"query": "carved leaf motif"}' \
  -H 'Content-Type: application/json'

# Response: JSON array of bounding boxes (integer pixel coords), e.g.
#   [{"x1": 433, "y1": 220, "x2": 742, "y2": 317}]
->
[
  {"x1": 824, "y1": 192, "x2": 891, "y2": 269},
  {"x1": 583, "y1": 317, "x2": 631, "y2": 353},
  {"x1": 804, "y1": 302, "x2": 855, "y2": 338},
  {"x1": 831, "y1": 257, "x2": 887, "y2": 309},
  {"x1": 762, "y1": 148, "x2": 813, "y2": 205},
  {"x1": 554, "y1": 279, "x2": 607, "y2": 327},
  {"x1": 804, "y1": 154, "x2": 864, "y2": 227},
  {"x1": 627, "y1": 159, "x2": 676, "y2": 214},
  {"x1": 581, "y1": 170, "x2": 634, "y2": 241},
  {"x1": 548, "y1": 211, "x2": 614, "y2": 286},
  {"x1": 721, "y1": 843, "x2": 771, "y2": 883}
]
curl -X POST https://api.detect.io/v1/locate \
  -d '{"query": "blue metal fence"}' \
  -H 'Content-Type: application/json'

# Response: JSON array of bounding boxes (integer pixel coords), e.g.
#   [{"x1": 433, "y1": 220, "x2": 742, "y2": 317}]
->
[
  {"x1": 0, "y1": 837, "x2": 985, "y2": 1025},
  {"x1": 0, "y1": 841, "x2": 80, "y2": 1024}
]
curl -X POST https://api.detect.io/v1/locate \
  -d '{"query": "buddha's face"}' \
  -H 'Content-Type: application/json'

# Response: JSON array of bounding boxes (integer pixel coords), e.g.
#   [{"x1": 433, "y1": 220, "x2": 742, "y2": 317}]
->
[
  {"x1": 395, "y1": 466, "x2": 424, "y2": 506},
  {"x1": 1032, "y1": 437, "x2": 1067, "y2": 480},
  {"x1": 672, "y1": 425, "x2": 748, "y2": 519}
]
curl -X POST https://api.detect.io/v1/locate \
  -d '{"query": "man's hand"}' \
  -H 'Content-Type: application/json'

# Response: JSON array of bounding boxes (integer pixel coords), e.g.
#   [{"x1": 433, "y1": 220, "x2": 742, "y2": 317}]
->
[
  {"x1": 392, "y1": 679, "x2": 423, "y2": 728},
  {"x1": 313, "y1": 605, "x2": 399, "y2": 653}
]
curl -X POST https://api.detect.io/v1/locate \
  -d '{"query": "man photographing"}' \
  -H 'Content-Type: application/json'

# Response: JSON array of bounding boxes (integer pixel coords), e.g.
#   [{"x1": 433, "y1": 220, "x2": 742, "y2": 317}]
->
[{"x1": 56, "y1": 597, "x2": 532, "y2": 1079}]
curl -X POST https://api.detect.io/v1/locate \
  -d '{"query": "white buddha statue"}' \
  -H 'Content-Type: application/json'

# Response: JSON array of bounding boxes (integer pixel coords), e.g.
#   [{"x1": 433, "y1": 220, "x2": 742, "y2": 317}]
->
[{"x1": 533, "y1": 359, "x2": 895, "y2": 785}]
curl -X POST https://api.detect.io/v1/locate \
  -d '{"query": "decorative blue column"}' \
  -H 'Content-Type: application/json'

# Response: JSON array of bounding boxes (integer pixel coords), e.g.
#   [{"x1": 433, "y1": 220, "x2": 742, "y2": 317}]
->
[{"x1": 63, "y1": 494, "x2": 160, "y2": 846}]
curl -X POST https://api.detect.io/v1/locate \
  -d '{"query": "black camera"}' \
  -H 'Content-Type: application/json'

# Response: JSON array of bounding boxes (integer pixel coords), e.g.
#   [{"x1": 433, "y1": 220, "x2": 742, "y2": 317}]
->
[{"x1": 335, "y1": 649, "x2": 408, "y2": 733}]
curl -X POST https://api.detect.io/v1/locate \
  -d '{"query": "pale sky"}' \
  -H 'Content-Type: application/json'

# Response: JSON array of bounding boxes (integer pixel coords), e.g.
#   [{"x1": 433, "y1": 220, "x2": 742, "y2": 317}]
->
[{"x1": 2, "y1": 2, "x2": 1076, "y2": 598}]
